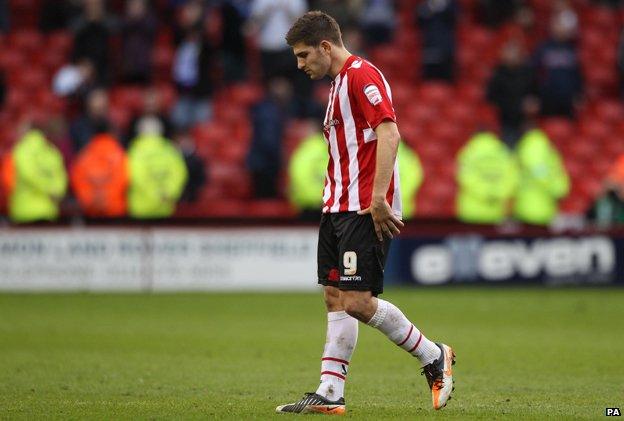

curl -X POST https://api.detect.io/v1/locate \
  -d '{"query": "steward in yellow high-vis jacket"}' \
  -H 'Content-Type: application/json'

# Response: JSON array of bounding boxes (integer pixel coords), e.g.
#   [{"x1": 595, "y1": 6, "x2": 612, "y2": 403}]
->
[{"x1": 128, "y1": 134, "x2": 188, "y2": 218}]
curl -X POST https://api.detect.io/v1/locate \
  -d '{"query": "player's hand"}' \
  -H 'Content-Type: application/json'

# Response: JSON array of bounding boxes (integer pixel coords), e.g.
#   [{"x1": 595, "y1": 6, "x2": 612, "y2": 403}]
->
[{"x1": 358, "y1": 197, "x2": 404, "y2": 241}]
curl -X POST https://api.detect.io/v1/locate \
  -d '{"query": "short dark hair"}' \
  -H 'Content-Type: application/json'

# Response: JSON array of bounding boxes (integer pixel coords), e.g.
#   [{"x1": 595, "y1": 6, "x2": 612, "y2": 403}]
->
[{"x1": 285, "y1": 11, "x2": 342, "y2": 47}]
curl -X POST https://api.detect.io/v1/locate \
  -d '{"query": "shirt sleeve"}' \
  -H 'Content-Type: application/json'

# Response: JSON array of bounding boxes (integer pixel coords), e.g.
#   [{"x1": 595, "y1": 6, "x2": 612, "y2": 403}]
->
[{"x1": 350, "y1": 66, "x2": 396, "y2": 129}]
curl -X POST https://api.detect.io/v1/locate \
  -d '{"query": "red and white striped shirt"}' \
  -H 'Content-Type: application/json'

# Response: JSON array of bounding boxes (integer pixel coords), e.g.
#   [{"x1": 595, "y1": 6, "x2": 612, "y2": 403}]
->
[{"x1": 321, "y1": 55, "x2": 401, "y2": 217}]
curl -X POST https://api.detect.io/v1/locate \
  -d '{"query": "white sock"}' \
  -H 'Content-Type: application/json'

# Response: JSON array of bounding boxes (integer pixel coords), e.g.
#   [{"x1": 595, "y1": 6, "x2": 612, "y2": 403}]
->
[
  {"x1": 367, "y1": 298, "x2": 441, "y2": 366},
  {"x1": 315, "y1": 310, "x2": 358, "y2": 401}
]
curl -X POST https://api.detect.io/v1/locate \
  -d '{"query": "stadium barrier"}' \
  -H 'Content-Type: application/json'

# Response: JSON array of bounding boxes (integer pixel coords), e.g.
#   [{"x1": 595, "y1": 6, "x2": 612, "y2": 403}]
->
[{"x1": 0, "y1": 225, "x2": 622, "y2": 291}]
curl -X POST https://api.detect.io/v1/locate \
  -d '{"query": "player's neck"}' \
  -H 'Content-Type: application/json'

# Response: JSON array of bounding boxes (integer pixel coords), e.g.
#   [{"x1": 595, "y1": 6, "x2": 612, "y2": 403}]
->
[{"x1": 328, "y1": 47, "x2": 352, "y2": 79}]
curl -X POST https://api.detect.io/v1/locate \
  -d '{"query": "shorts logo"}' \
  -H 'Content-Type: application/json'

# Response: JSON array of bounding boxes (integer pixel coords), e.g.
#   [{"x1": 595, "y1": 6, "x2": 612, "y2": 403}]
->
[
  {"x1": 364, "y1": 84, "x2": 382, "y2": 106},
  {"x1": 340, "y1": 275, "x2": 362, "y2": 282}
]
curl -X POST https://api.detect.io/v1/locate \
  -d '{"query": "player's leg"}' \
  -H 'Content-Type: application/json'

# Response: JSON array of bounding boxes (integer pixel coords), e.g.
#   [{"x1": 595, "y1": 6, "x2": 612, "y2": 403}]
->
[
  {"x1": 315, "y1": 285, "x2": 358, "y2": 403},
  {"x1": 341, "y1": 290, "x2": 455, "y2": 409},
  {"x1": 336, "y1": 212, "x2": 455, "y2": 410},
  {"x1": 340, "y1": 290, "x2": 441, "y2": 366},
  {"x1": 276, "y1": 214, "x2": 354, "y2": 414}
]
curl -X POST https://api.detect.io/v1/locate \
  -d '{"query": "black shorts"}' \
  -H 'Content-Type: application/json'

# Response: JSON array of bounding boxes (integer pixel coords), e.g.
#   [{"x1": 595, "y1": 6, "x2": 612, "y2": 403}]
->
[{"x1": 317, "y1": 212, "x2": 391, "y2": 296}]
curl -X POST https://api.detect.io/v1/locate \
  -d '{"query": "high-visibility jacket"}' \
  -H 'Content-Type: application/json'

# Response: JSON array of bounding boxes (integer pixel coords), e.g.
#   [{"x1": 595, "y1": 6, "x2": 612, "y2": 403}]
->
[
  {"x1": 288, "y1": 133, "x2": 328, "y2": 212},
  {"x1": 456, "y1": 132, "x2": 518, "y2": 224},
  {"x1": 398, "y1": 141, "x2": 423, "y2": 220},
  {"x1": 127, "y1": 134, "x2": 188, "y2": 218},
  {"x1": 71, "y1": 134, "x2": 129, "y2": 217},
  {"x1": 9, "y1": 130, "x2": 68, "y2": 222},
  {"x1": 513, "y1": 129, "x2": 569, "y2": 225},
  {"x1": 607, "y1": 153, "x2": 624, "y2": 187},
  {"x1": 1, "y1": 152, "x2": 14, "y2": 196}
]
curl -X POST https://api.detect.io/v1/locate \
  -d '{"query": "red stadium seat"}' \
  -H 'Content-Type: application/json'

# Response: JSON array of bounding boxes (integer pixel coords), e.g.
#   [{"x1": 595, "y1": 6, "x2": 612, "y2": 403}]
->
[
  {"x1": 579, "y1": 119, "x2": 611, "y2": 143},
  {"x1": 247, "y1": 200, "x2": 296, "y2": 218},
  {"x1": 47, "y1": 31, "x2": 73, "y2": 54},
  {"x1": 193, "y1": 122, "x2": 231, "y2": 158},
  {"x1": 215, "y1": 141, "x2": 248, "y2": 164},
  {"x1": 13, "y1": 67, "x2": 49, "y2": 89},
  {"x1": 191, "y1": 198, "x2": 247, "y2": 218},
  {"x1": 213, "y1": 104, "x2": 247, "y2": 126},
  {"x1": 592, "y1": 100, "x2": 624, "y2": 124},
  {"x1": 582, "y1": 6, "x2": 619, "y2": 29},
  {"x1": 153, "y1": 83, "x2": 177, "y2": 112},
  {"x1": 110, "y1": 86, "x2": 144, "y2": 115},
  {"x1": 108, "y1": 107, "x2": 133, "y2": 132},
  {"x1": 418, "y1": 83, "x2": 454, "y2": 106},
  {"x1": 152, "y1": 44, "x2": 175, "y2": 82},
  {"x1": 209, "y1": 162, "x2": 251, "y2": 200},
  {"x1": 0, "y1": 49, "x2": 25, "y2": 71},
  {"x1": 229, "y1": 83, "x2": 264, "y2": 107},
  {"x1": 445, "y1": 101, "x2": 474, "y2": 127},
  {"x1": 456, "y1": 83, "x2": 483, "y2": 104},
  {"x1": 540, "y1": 118, "x2": 575, "y2": 144},
  {"x1": 9, "y1": 29, "x2": 43, "y2": 53},
  {"x1": 560, "y1": 194, "x2": 590, "y2": 214}
]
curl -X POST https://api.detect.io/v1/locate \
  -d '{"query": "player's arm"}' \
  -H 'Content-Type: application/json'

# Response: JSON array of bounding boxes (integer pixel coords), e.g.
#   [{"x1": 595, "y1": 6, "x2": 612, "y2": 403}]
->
[{"x1": 358, "y1": 121, "x2": 404, "y2": 241}]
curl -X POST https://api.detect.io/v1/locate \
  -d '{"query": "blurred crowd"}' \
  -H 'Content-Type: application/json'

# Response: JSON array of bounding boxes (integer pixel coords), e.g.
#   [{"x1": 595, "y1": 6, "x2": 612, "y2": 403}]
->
[{"x1": 0, "y1": 0, "x2": 623, "y2": 227}]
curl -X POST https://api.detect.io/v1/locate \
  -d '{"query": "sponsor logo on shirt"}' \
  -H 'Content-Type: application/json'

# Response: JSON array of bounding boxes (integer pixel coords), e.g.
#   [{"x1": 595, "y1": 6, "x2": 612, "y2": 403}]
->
[
  {"x1": 364, "y1": 84, "x2": 382, "y2": 106},
  {"x1": 323, "y1": 119, "x2": 341, "y2": 132}
]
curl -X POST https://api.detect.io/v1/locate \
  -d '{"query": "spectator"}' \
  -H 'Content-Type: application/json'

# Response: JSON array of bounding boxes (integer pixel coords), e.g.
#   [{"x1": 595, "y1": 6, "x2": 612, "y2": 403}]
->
[
  {"x1": 532, "y1": 7, "x2": 582, "y2": 118},
  {"x1": 0, "y1": 70, "x2": 6, "y2": 108},
  {"x1": 72, "y1": 0, "x2": 116, "y2": 85},
  {"x1": 52, "y1": 58, "x2": 97, "y2": 99},
  {"x1": 171, "y1": 3, "x2": 215, "y2": 130},
  {"x1": 587, "y1": 153, "x2": 624, "y2": 227},
  {"x1": 309, "y1": 0, "x2": 361, "y2": 29},
  {"x1": 587, "y1": 186, "x2": 624, "y2": 227},
  {"x1": 6, "y1": 130, "x2": 68, "y2": 223},
  {"x1": 127, "y1": 134, "x2": 188, "y2": 219},
  {"x1": 248, "y1": 0, "x2": 307, "y2": 80},
  {"x1": 40, "y1": 0, "x2": 82, "y2": 32},
  {"x1": 173, "y1": 130, "x2": 207, "y2": 203},
  {"x1": 486, "y1": 39, "x2": 537, "y2": 147},
  {"x1": 477, "y1": 0, "x2": 523, "y2": 28},
  {"x1": 69, "y1": 88, "x2": 112, "y2": 153},
  {"x1": 456, "y1": 132, "x2": 519, "y2": 224},
  {"x1": 125, "y1": 88, "x2": 173, "y2": 147},
  {"x1": 70, "y1": 133, "x2": 129, "y2": 217},
  {"x1": 513, "y1": 129, "x2": 569, "y2": 225},
  {"x1": 417, "y1": 0, "x2": 458, "y2": 81},
  {"x1": 592, "y1": 0, "x2": 623, "y2": 7},
  {"x1": 220, "y1": 0, "x2": 250, "y2": 83},
  {"x1": 342, "y1": 25, "x2": 367, "y2": 58},
  {"x1": 247, "y1": 77, "x2": 293, "y2": 198},
  {"x1": 359, "y1": 0, "x2": 396, "y2": 46},
  {"x1": 0, "y1": 0, "x2": 9, "y2": 33},
  {"x1": 120, "y1": 0, "x2": 157, "y2": 85},
  {"x1": 617, "y1": 29, "x2": 624, "y2": 98}
]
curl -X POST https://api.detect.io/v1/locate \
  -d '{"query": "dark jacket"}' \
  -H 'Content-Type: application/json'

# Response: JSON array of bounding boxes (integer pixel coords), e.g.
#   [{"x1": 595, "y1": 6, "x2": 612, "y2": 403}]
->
[{"x1": 487, "y1": 64, "x2": 535, "y2": 127}]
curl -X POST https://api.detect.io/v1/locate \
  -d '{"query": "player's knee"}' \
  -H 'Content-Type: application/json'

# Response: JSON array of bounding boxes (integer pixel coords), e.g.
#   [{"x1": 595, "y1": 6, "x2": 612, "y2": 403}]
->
[
  {"x1": 323, "y1": 286, "x2": 342, "y2": 312},
  {"x1": 342, "y1": 296, "x2": 373, "y2": 322}
]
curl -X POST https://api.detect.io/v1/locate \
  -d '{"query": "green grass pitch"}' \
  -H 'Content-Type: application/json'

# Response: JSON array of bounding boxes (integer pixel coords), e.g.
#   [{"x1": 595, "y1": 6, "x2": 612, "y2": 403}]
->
[{"x1": 1, "y1": 288, "x2": 622, "y2": 420}]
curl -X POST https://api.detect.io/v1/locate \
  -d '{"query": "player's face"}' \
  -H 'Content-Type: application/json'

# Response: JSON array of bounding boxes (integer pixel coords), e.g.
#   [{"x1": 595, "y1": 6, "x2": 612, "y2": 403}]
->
[{"x1": 292, "y1": 42, "x2": 331, "y2": 80}]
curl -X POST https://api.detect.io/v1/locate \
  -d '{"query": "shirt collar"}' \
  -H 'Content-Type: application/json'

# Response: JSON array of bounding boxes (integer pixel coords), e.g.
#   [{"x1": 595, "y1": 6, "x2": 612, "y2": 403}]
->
[{"x1": 334, "y1": 55, "x2": 358, "y2": 81}]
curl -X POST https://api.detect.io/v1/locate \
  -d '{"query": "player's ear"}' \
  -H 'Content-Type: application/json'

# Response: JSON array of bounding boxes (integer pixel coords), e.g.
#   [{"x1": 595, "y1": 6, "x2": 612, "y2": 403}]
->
[{"x1": 319, "y1": 40, "x2": 332, "y2": 55}]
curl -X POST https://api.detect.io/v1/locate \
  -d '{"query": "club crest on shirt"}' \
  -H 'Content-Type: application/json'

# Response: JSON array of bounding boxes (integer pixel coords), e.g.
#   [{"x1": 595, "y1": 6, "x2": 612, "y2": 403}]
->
[{"x1": 363, "y1": 84, "x2": 382, "y2": 106}]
